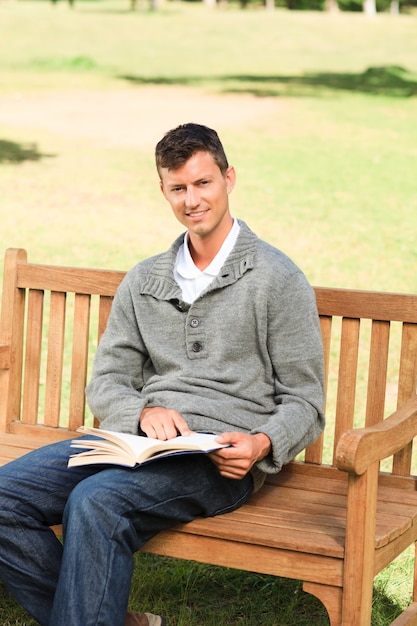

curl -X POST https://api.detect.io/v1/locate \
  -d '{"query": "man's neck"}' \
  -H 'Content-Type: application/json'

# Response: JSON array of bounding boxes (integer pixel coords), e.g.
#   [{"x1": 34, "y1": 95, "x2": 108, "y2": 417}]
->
[{"x1": 187, "y1": 217, "x2": 234, "y2": 271}]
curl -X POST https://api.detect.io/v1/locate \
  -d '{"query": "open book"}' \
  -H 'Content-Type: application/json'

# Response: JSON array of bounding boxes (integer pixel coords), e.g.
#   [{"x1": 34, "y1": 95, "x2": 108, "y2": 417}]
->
[{"x1": 68, "y1": 426, "x2": 228, "y2": 468}]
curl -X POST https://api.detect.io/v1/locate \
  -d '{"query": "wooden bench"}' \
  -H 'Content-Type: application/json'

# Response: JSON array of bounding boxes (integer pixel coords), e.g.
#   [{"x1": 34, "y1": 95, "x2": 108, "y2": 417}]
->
[{"x1": 1, "y1": 247, "x2": 417, "y2": 626}]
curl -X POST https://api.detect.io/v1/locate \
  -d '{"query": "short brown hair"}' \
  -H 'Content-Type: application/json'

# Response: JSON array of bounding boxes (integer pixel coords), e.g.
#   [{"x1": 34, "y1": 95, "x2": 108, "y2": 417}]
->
[{"x1": 155, "y1": 123, "x2": 229, "y2": 177}]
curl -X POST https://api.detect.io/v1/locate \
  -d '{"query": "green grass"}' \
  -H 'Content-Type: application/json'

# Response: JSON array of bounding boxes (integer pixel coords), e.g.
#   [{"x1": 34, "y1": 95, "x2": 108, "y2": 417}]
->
[
  {"x1": 0, "y1": 2, "x2": 416, "y2": 624},
  {"x1": 0, "y1": 548, "x2": 414, "y2": 625}
]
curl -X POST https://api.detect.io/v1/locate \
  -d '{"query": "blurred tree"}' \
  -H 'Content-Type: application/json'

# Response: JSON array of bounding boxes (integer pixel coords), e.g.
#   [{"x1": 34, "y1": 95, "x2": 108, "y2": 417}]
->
[{"x1": 363, "y1": 0, "x2": 377, "y2": 13}]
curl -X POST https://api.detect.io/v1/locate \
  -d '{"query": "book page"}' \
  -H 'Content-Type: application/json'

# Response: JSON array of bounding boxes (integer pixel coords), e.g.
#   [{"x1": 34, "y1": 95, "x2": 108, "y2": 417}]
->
[{"x1": 70, "y1": 428, "x2": 227, "y2": 464}]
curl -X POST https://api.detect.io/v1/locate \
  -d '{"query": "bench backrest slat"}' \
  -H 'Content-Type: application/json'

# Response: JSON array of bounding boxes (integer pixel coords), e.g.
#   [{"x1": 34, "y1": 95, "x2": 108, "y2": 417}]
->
[
  {"x1": 22, "y1": 289, "x2": 44, "y2": 425},
  {"x1": 365, "y1": 320, "x2": 390, "y2": 428},
  {"x1": 392, "y1": 323, "x2": 417, "y2": 475},
  {"x1": 304, "y1": 315, "x2": 333, "y2": 464},
  {"x1": 332, "y1": 317, "x2": 360, "y2": 461},
  {"x1": 17, "y1": 263, "x2": 125, "y2": 296},
  {"x1": 69, "y1": 293, "x2": 91, "y2": 432},
  {"x1": 314, "y1": 287, "x2": 417, "y2": 323},
  {"x1": 44, "y1": 291, "x2": 67, "y2": 428}
]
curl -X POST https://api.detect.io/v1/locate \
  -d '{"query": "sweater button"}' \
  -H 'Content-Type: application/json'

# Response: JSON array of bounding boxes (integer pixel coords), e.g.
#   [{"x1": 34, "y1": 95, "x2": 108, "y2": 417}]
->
[
  {"x1": 192, "y1": 342, "x2": 202, "y2": 352},
  {"x1": 190, "y1": 318, "x2": 199, "y2": 328}
]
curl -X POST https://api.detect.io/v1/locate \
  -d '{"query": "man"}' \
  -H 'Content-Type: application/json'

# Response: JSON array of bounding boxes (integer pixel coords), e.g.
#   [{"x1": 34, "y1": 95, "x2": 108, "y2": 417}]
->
[{"x1": 0, "y1": 123, "x2": 325, "y2": 626}]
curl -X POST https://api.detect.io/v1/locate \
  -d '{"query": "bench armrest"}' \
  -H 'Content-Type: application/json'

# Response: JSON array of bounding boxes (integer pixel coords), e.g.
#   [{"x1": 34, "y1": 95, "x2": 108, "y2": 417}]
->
[
  {"x1": 335, "y1": 394, "x2": 417, "y2": 475},
  {"x1": 0, "y1": 343, "x2": 10, "y2": 369}
]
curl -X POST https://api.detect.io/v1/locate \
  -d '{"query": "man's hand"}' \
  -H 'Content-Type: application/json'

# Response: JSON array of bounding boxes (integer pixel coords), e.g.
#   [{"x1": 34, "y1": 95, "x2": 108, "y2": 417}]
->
[
  {"x1": 209, "y1": 432, "x2": 271, "y2": 480},
  {"x1": 139, "y1": 406, "x2": 193, "y2": 440}
]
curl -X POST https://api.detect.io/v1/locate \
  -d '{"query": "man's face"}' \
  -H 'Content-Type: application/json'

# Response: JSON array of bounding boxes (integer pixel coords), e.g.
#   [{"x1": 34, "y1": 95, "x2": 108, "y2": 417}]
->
[{"x1": 159, "y1": 151, "x2": 236, "y2": 243}]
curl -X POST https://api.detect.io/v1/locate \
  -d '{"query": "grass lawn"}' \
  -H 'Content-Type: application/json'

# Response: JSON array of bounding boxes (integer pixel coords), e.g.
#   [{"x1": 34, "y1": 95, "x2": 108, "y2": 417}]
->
[
  {"x1": 1, "y1": 2, "x2": 416, "y2": 293},
  {"x1": 0, "y1": 1, "x2": 416, "y2": 624}
]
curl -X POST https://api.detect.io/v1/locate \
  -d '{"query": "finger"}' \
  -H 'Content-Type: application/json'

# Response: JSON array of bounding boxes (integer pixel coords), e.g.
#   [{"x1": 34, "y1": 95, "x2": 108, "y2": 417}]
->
[
  {"x1": 218, "y1": 466, "x2": 247, "y2": 480},
  {"x1": 140, "y1": 408, "x2": 191, "y2": 440},
  {"x1": 142, "y1": 415, "x2": 176, "y2": 440},
  {"x1": 212, "y1": 445, "x2": 248, "y2": 462},
  {"x1": 142, "y1": 421, "x2": 165, "y2": 440},
  {"x1": 154, "y1": 417, "x2": 179, "y2": 440},
  {"x1": 171, "y1": 413, "x2": 193, "y2": 437},
  {"x1": 215, "y1": 432, "x2": 241, "y2": 445}
]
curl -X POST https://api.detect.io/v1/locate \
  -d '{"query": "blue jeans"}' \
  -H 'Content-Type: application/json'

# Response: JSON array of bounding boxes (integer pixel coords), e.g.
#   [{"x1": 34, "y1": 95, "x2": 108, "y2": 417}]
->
[{"x1": 0, "y1": 437, "x2": 253, "y2": 626}]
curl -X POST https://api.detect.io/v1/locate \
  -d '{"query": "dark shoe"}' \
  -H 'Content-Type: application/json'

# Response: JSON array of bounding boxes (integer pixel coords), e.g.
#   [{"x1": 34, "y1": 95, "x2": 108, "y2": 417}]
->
[{"x1": 125, "y1": 611, "x2": 166, "y2": 626}]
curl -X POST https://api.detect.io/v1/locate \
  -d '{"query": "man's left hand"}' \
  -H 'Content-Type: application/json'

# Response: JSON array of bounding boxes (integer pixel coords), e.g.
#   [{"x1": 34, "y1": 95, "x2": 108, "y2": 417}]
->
[{"x1": 209, "y1": 432, "x2": 271, "y2": 480}]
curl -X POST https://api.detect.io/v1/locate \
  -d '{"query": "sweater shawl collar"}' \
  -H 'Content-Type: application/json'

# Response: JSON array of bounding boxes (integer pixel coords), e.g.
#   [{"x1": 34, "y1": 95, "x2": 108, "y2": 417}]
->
[{"x1": 140, "y1": 220, "x2": 257, "y2": 302}]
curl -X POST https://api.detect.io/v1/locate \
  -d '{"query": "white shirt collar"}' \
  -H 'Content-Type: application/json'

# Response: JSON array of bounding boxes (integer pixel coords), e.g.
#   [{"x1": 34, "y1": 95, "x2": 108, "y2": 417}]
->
[{"x1": 176, "y1": 218, "x2": 240, "y2": 280}]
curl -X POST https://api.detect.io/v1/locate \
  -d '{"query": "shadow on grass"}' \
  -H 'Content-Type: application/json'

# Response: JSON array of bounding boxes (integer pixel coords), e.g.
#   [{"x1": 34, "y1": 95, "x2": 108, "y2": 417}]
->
[
  {"x1": 0, "y1": 139, "x2": 56, "y2": 164},
  {"x1": 372, "y1": 583, "x2": 407, "y2": 625},
  {"x1": 119, "y1": 65, "x2": 417, "y2": 98}
]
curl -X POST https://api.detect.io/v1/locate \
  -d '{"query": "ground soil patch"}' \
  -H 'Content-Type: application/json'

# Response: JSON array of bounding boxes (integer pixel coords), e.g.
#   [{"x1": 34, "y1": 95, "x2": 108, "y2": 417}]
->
[{"x1": 0, "y1": 85, "x2": 280, "y2": 147}]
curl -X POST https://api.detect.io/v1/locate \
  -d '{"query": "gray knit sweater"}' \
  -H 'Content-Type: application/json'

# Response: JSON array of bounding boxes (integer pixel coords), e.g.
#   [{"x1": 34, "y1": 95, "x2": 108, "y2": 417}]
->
[{"x1": 86, "y1": 221, "x2": 325, "y2": 490}]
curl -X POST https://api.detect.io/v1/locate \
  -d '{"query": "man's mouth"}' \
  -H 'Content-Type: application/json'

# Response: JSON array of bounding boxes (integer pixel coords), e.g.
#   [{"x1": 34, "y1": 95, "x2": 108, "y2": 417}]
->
[{"x1": 186, "y1": 210, "x2": 208, "y2": 219}]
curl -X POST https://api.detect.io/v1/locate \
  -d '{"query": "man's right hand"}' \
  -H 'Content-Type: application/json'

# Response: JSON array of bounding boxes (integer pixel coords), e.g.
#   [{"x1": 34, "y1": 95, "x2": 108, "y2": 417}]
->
[{"x1": 139, "y1": 406, "x2": 193, "y2": 440}]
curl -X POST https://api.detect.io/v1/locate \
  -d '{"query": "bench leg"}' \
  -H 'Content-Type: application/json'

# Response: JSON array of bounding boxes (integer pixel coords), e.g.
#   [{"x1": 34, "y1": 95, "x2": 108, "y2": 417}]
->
[{"x1": 303, "y1": 582, "x2": 342, "y2": 626}]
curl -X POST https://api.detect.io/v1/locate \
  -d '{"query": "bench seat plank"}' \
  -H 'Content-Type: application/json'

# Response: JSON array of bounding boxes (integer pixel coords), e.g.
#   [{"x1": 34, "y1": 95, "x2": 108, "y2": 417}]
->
[
  {"x1": 142, "y1": 530, "x2": 345, "y2": 586},
  {"x1": 164, "y1": 480, "x2": 417, "y2": 554},
  {"x1": 0, "y1": 431, "x2": 74, "y2": 465}
]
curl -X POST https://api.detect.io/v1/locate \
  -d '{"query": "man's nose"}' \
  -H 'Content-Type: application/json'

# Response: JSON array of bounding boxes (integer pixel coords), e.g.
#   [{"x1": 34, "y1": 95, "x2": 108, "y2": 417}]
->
[{"x1": 185, "y1": 186, "x2": 199, "y2": 208}]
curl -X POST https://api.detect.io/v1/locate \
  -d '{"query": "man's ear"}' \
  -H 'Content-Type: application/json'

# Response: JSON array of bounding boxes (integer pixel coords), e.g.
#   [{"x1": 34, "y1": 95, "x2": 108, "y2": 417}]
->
[
  {"x1": 159, "y1": 180, "x2": 167, "y2": 199},
  {"x1": 226, "y1": 166, "x2": 236, "y2": 195}
]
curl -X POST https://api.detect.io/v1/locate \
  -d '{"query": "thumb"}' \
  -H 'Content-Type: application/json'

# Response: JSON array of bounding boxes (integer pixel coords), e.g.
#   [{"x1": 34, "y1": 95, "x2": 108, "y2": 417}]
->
[{"x1": 215, "y1": 431, "x2": 239, "y2": 445}]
